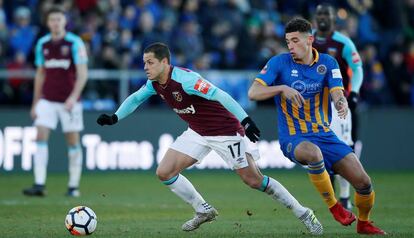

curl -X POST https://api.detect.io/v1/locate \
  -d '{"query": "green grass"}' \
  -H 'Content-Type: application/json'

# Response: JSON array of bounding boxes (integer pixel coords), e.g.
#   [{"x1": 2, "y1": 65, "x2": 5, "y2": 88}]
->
[{"x1": 0, "y1": 170, "x2": 413, "y2": 237}]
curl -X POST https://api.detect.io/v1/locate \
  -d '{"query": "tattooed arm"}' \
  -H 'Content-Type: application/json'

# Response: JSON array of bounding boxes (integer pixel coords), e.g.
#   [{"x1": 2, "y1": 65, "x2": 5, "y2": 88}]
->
[{"x1": 331, "y1": 89, "x2": 348, "y2": 119}]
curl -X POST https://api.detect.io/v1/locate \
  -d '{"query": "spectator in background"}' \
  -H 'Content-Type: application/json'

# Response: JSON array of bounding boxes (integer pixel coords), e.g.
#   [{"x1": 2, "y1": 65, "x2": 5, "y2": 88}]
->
[
  {"x1": 173, "y1": 16, "x2": 204, "y2": 67},
  {"x1": 8, "y1": 6, "x2": 38, "y2": 57},
  {"x1": 0, "y1": 0, "x2": 7, "y2": 43},
  {"x1": 360, "y1": 44, "x2": 389, "y2": 105},
  {"x1": 386, "y1": 46, "x2": 412, "y2": 105},
  {"x1": 6, "y1": 51, "x2": 33, "y2": 104}
]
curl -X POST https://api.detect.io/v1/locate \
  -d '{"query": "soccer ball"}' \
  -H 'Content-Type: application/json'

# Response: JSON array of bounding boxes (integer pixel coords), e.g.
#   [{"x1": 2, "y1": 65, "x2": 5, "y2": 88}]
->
[{"x1": 65, "y1": 206, "x2": 97, "y2": 236}]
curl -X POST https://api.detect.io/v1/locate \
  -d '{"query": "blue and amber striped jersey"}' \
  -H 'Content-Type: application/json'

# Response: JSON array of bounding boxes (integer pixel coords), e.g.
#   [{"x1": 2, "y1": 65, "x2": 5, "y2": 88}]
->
[{"x1": 256, "y1": 49, "x2": 343, "y2": 138}]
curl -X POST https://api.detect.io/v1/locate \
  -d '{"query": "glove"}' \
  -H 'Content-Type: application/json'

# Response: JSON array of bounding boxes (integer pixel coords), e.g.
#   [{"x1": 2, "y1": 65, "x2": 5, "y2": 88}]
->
[
  {"x1": 241, "y1": 117, "x2": 261, "y2": 143},
  {"x1": 347, "y1": 92, "x2": 358, "y2": 112},
  {"x1": 97, "y1": 114, "x2": 118, "y2": 126}
]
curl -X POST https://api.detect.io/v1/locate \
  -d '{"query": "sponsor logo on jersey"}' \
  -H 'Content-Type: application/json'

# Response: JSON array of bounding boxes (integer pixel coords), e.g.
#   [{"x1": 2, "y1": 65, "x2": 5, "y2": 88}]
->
[
  {"x1": 61, "y1": 45, "x2": 70, "y2": 56},
  {"x1": 260, "y1": 64, "x2": 268, "y2": 74},
  {"x1": 291, "y1": 69, "x2": 298, "y2": 77},
  {"x1": 291, "y1": 80, "x2": 322, "y2": 94},
  {"x1": 331, "y1": 69, "x2": 342, "y2": 78},
  {"x1": 173, "y1": 104, "x2": 196, "y2": 114},
  {"x1": 317, "y1": 64, "x2": 327, "y2": 74},
  {"x1": 194, "y1": 79, "x2": 211, "y2": 94},
  {"x1": 44, "y1": 59, "x2": 71, "y2": 69},
  {"x1": 351, "y1": 52, "x2": 361, "y2": 64},
  {"x1": 172, "y1": 91, "x2": 182, "y2": 102}
]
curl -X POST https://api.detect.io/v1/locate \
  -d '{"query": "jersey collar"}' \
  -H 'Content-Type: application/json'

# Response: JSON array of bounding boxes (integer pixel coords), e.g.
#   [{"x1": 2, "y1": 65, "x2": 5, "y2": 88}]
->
[
  {"x1": 310, "y1": 48, "x2": 319, "y2": 66},
  {"x1": 292, "y1": 48, "x2": 319, "y2": 66}
]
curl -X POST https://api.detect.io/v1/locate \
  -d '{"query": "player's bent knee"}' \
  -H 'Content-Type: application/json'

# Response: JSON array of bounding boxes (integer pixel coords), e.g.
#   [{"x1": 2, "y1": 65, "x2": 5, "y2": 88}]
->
[
  {"x1": 295, "y1": 143, "x2": 323, "y2": 164},
  {"x1": 354, "y1": 175, "x2": 372, "y2": 191},
  {"x1": 155, "y1": 167, "x2": 175, "y2": 181}
]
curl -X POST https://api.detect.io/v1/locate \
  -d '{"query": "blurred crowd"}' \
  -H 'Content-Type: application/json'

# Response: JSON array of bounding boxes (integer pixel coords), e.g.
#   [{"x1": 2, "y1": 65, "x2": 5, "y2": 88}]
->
[{"x1": 0, "y1": 0, "x2": 413, "y2": 108}]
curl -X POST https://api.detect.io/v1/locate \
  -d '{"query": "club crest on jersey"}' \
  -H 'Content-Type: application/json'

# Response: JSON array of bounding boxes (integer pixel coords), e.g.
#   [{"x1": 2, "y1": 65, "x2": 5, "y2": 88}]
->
[
  {"x1": 327, "y1": 47, "x2": 337, "y2": 57},
  {"x1": 194, "y1": 79, "x2": 211, "y2": 94},
  {"x1": 317, "y1": 64, "x2": 327, "y2": 74},
  {"x1": 172, "y1": 91, "x2": 182, "y2": 102},
  {"x1": 61, "y1": 45, "x2": 70, "y2": 56}
]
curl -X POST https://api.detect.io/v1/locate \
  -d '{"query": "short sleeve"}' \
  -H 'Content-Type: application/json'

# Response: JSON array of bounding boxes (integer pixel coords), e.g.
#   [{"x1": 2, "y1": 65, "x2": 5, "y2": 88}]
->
[
  {"x1": 34, "y1": 40, "x2": 44, "y2": 67},
  {"x1": 72, "y1": 37, "x2": 88, "y2": 65},
  {"x1": 255, "y1": 56, "x2": 280, "y2": 86},
  {"x1": 326, "y1": 56, "x2": 344, "y2": 93}
]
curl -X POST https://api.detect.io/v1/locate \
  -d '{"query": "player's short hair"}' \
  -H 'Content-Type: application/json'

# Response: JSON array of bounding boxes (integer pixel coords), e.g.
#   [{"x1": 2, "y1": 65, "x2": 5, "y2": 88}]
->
[
  {"x1": 144, "y1": 42, "x2": 171, "y2": 64},
  {"x1": 285, "y1": 18, "x2": 312, "y2": 34},
  {"x1": 46, "y1": 5, "x2": 65, "y2": 18}
]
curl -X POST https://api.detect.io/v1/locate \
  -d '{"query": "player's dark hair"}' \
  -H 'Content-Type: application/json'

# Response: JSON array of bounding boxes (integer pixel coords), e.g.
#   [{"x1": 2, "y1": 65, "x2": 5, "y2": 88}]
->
[
  {"x1": 285, "y1": 18, "x2": 312, "y2": 34},
  {"x1": 46, "y1": 5, "x2": 65, "y2": 18},
  {"x1": 144, "y1": 42, "x2": 171, "y2": 64}
]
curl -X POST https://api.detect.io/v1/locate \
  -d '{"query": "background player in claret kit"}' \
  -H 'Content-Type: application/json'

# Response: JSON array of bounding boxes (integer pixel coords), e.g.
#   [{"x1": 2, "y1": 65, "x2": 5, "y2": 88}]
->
[
  {"x1": 97, "y1": 42, "x2": 323, "y2": 235},
  {"x1": 248, "y1": 18, "x2": 385, "y2": 235},
  {"x1": 23, "y1": 6, "x2": 88, "y2": 197},
  {"x1": 313, "y1": 3, "x2": 364, "y2": 210}
]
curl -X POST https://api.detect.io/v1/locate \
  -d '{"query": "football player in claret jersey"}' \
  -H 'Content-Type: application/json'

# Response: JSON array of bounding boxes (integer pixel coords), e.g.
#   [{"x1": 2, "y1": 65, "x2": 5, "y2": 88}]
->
[
  {"x1": 23, "y1": 6, "x2": 88, "y2": 197},
  {"x1": 248, "y1": 18, "x2": 385, "y2": 235},
  {"x1": 97, "y1": 42, "x2": 323, "y2": 235},
  {"x1": 313, "y1": 3, "x2": 364, "y2": 210}
]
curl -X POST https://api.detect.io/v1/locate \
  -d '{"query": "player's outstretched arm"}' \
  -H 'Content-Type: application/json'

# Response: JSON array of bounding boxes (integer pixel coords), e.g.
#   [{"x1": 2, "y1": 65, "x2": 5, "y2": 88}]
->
[
  {"x1": 97, "y1": 85, "x2": 154, "y2": 126},
  {"x1": 209, "y1": 88, "x2": 261, "y2": 142},
  {"x1": 331, "y1": 89, "x2": 348, "y2": 119}
]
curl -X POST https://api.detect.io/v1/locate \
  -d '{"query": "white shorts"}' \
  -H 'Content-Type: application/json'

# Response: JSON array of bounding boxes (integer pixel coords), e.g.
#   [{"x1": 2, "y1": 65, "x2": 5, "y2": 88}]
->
[
  {"x1": 170, "y1": 128, "x2": 260, "y2": 170},
  {"x1": 330, "y1": 102, "x2": 353, "y2": 146},
  {"x1": 34, "y1": 99, "x2": 84, "y2": 133}
]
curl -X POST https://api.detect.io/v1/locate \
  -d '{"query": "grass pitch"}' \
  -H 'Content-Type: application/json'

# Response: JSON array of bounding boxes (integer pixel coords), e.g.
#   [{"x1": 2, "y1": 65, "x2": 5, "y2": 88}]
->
[{"x1": 0, "y1": 170, "x2": 413, "y2": 237}]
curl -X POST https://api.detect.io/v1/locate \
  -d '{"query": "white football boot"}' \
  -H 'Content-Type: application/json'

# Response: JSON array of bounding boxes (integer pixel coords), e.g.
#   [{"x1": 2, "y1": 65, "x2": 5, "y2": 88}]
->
[
  {"x1": 182, "y1": 207, "x2": 218, "y2": 231},
  {"x1": 299, "y1": 208, "x2": 324, "y2": 235}
]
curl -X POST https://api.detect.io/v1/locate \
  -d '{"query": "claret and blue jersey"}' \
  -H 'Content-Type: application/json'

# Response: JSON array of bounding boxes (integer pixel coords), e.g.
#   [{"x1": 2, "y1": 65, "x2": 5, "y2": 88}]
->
[
  {"x1": 115, "y1": 66, "x2": 247, "y2": 137},
  {"x1": 256, "y1": 49, "x2": 344, "y2": 139}
]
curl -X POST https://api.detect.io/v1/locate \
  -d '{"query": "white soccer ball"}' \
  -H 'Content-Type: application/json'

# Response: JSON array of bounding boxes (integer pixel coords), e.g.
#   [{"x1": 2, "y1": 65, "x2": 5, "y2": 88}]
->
[{"x1": 65, "y1": 206, "x2": 97, "y2": 236}]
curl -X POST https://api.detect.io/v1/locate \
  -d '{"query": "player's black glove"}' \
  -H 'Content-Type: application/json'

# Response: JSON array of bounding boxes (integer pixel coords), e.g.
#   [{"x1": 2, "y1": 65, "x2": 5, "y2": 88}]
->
[
  {"x1": 97, "y1": 114, "x2": 118, "y2": 126},
  {"x1": 347, "y1": 92, "x2": 358, "y2": 112},
  {"x1": 241, "y1": 117, "x2": 261, "y2": 143}
]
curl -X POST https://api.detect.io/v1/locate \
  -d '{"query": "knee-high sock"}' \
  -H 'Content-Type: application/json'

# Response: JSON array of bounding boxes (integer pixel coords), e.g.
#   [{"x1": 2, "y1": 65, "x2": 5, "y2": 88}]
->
[
  {"x1": 307, "y1": 160, "x2": 337, "y2": 208},
  {"x1": 259, "y1": 175, "x2": 307, "y2": 218},
  {"x1": 355, "y1": 190, "x2": 375, "y2": 221},
  {"x1": 162, "y1": 174, "x2": 210, "y2": 213},
  {"x1": 68, "y1": 144, "x2": 82, "y2": 188},
  {"x1": 337, "y1": 175, "x2": 351, "y2": 199},
  {"x1": 34, "y1": 141, "x2": 48, "y2": 185}
]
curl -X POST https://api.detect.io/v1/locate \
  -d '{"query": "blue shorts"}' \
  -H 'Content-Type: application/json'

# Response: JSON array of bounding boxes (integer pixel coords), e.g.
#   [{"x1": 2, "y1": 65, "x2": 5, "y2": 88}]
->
[{"x1": 280, "y1": 131, "x2": 353, "y2": 174}]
